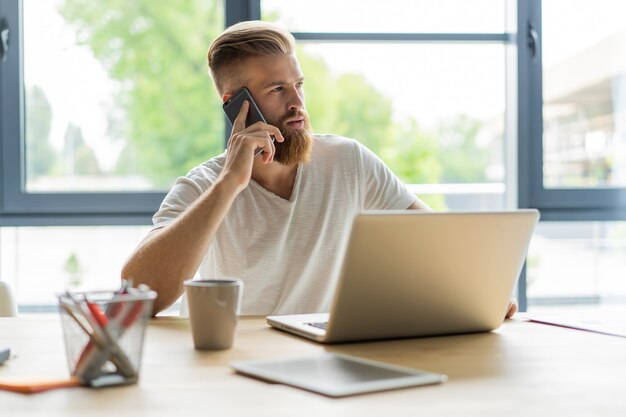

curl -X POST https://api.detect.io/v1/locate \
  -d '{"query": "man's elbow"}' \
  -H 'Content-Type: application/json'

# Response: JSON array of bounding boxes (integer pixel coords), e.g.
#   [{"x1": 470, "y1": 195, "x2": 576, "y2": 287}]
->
[
  {"x1": 407, "y1": 199, "x2": 431, "y2": 211},
  {"x1": 120, "y1": 257, "x2": 139, "y2": 285}
]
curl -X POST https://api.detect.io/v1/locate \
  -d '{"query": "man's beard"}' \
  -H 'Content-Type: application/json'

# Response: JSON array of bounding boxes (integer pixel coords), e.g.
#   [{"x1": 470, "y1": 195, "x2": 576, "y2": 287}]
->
[{"x1": 268, "y1": 109, "x2": 313, "y2": 166}]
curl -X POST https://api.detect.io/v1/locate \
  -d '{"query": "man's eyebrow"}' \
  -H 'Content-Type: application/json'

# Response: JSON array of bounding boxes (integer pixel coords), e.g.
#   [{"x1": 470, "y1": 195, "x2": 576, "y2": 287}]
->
[{"x1": 261, "y1": 77, "x2": 305, "y2": 89}]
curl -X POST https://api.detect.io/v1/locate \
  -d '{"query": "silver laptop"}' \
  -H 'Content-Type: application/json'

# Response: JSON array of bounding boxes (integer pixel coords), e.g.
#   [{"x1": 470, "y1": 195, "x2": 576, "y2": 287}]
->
[{"x1": 267, "y1": 210, "x2": 540, "y2": 343}]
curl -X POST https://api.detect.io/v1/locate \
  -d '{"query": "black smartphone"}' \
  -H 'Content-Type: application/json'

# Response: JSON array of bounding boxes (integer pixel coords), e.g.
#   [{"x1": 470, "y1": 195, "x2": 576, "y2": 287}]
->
[
  {"x1": 223, "y1": 87, "x2": 275, "y2": 156},
  {"x1": 223, "y1": 86, "x2": 267, "y2": 127}
]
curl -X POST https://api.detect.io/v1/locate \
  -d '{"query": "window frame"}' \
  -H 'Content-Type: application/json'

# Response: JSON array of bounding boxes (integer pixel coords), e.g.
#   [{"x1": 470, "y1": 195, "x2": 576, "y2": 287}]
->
[
  {"x1": 519, "y1": 0, "x2": 626, "y2": 221},
  {"x1": 0, "y1": 0, "x2": 165, "y2": 226},
  {"x1": 5, "y1": 0, "x2": 616, "y2": 309},
  {"x1": 0, "y1": 0, "x2": 524, "y2": 302},
  {"x1": 0, "y1": 0, "x2": 520, "y2": 226}
]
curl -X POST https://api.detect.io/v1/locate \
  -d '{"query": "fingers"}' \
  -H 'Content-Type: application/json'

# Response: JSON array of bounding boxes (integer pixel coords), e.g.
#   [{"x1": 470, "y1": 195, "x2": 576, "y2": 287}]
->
[
  {"x1": 505, "y1": 300, "x2": 518, "y2": 319},
  {"x1": 254, "y1": 133, "x2": 277, "y2": 163},
  {"x1": 232, "y1": 100, "x2": 250, "y2": 133},
  {"x1": 245, "y1": 121, "x2": 284, "y2": 145},
  {"x1": 264, "y1": 124, "x2": 285, "y2": 143},
  {"x1": 228, "y1": 103, "x2": 282, "y2": 163},
  {"x1": 231, "y1": 102, "x2": 284, "y2": 145},
  {"x1": 260, "y1": 142, "x2": 273, "y2": 164},
  {"x1": 229, "y1": 130, "x2": 276, "y2": 163}
]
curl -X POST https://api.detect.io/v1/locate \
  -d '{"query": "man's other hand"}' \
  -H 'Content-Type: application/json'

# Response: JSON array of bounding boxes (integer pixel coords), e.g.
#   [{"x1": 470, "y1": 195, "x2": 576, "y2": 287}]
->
[{"x1": 505, "y1": 299, "x2": 518, "y2": 319}]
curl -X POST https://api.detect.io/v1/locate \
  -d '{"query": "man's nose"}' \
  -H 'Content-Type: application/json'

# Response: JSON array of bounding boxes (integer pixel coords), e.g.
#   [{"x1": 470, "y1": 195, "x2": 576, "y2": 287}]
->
[{"x1": 287, "y1": 88, "x2": 304, "y2": 111}]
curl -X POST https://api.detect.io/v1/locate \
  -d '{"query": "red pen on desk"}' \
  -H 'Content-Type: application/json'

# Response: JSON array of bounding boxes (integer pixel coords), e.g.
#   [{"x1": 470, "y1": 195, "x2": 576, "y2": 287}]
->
[{"x1": 84, "y1": 299, "x2": 138, "y2": 378}]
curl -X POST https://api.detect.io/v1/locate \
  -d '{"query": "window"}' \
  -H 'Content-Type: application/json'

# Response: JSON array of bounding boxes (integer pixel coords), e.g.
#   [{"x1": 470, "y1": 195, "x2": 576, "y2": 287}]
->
[
  {"x1": 515, "y1": 0, "x2": 626, "y2": 310},
  {"x1": 263, "y1": 0, "x2": 507, "y2": 33},
  {"x1": 522, "y1": 0, "x2": 626, "y2": 219},
  {"x1": 262, "y1": 0, "x2": 515, "y2": 211},
  {"x1": 542, "y1": 1, "x2": 626, "y2": 189},
  {"x1": 0, "y1": 226, "x2": 151, "y2": 309},
  {"x1": 2, "y1": 0, "x2": 624, "y2": 311},
  {"x1": 23, "y1": 1, "x2": 226, "y2": 193},
  {"x1": 1, "y1": 0, "x2": 224, "y2": 223},
  {"x1": 527, "y1": 221, "x2": 626, "y2": 310}
]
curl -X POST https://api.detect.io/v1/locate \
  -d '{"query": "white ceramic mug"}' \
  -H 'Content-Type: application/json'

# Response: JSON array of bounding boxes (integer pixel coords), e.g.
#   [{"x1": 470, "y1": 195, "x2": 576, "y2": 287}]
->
[{"x1": 183, "y1": 279, "x2": 243, "y2": 350}]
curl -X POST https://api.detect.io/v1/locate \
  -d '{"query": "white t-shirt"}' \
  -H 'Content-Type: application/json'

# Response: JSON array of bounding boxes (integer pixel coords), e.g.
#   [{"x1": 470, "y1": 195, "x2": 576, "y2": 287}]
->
[{"x1": 153, "y1": 135, "x2": 419, "y2": 315}]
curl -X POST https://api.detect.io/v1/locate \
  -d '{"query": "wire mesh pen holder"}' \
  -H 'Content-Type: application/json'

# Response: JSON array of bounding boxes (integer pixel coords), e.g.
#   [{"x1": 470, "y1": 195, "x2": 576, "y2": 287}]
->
[{"x1": 58, "y1": 287, "x2": 156, "y2": 387}]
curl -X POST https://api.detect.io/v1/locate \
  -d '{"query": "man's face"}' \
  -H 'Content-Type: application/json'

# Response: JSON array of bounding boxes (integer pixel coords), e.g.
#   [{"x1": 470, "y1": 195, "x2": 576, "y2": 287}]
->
[{"x1": 238, "y1": 54, "x2": 313, "y2": 165}]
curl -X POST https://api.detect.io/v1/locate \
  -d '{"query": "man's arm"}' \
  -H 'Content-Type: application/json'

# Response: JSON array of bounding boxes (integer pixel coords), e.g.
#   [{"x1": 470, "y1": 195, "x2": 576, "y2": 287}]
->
[
  {"x1": 122, "y1": 177, "x2": 241, "y2": 315},
  {"x1": 407, "y1": 200, "x2": 431, "y2": 210},
  {"x1": 122, "y1": 101, "x2": 283, "y2": 315}
]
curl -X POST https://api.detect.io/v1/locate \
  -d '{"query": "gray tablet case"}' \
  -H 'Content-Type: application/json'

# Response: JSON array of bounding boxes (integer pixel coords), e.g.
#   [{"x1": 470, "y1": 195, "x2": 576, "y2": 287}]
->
[{"x1": 231, "y1": 352, "x2": 446, "y2": 397}]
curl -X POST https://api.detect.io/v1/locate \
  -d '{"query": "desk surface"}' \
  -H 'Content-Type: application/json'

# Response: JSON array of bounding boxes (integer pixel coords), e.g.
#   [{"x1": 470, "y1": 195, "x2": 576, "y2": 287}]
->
[{"x1": 1, "y1": 315, "x2": 625, "y2": 416}]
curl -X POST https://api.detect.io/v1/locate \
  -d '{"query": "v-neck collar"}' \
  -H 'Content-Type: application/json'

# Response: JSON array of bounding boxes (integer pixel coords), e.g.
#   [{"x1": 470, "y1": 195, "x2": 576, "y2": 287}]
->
[{"x1": 249, "y1": 164, "x2": 303, "y2": 204}]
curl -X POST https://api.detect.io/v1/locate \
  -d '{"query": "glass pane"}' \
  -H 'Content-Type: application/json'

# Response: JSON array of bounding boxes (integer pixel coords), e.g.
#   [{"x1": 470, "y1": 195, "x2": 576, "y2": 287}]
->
[
  {"x1": 297, "y1": 43, "x2": 507, "y2": 211},
  {"x1": 527, "y1": 221, "x2": 626, "y2": 309},
  {"x1": 262, "y1": 0, "x2": 508, "y2": 33},
  {"x1": 0, "y1": 226, "x2": 151, "y2": 308},
  {"x1": 542, "y1": 0, "x2": 626, "y2": 188},
  {"x1": 23, "y1": 0, "x2": 224, "y2": 192}
]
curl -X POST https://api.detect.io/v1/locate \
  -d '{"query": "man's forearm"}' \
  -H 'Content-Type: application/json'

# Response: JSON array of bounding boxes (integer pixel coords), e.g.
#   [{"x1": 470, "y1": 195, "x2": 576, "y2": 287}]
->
[{"x1": 121, "y1": 177, "x2": 241, "y2": 315}]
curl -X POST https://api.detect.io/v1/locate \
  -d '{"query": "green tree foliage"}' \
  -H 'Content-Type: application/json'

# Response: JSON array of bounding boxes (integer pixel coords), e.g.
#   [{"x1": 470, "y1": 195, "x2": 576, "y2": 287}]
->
[
  {"x1": 299, "y1": 64, "x2": 395, "y2": 153},
  {"x1": 437, "y1": 114, "x2": 489, "y2": 183},
  {"x1": 380, "y1": 119, "x2": 446, "y2": 209},
  {"x1": 62, "y1": 123, "x2": 101, "y2": 175},
  {"x1": 59, "y1": 1, "x2": 454, "y2": 196},
  {"x1": 381, "y1": 119, "x2": 441, "y2": 184},
  {"x1": 25, "y1": 86, "x2": 58, "y2": 179},
  {"x1": 334, "y1": 73, "x2": 396, "y2": 152},
  {"x1": 295, "y1": 51, "x2": 442, "y2": 189},
  {"x1": 59, "y1": 0, "x2": 225, "y2": 187}
]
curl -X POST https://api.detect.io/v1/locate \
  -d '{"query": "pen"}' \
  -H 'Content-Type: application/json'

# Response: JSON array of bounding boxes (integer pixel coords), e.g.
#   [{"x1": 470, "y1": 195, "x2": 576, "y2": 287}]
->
[
  {"x1": 65, "y1": 292, "x2": 136, "y2": 382},
  {"x1": 61, "y1": 299, "x2": 110, "y2": 378},
  {"x1": 84, "y1": 297, "x2": 137, "y2": 379}
]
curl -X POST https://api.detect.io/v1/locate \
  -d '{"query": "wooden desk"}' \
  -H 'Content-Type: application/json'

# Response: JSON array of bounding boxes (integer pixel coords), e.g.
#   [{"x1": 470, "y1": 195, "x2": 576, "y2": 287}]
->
[{"x1": 1, "y1": 316, "x2": 625, "y2": 416}]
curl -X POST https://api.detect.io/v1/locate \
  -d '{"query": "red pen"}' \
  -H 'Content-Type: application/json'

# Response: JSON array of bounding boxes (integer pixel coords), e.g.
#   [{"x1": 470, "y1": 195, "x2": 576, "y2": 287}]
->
[{"x1": 72, "y1": 295, "x2": 137, "y2": 382}]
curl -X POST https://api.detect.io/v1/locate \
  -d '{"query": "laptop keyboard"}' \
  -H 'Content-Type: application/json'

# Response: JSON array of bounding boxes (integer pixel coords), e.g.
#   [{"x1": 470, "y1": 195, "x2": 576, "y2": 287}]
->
[{"x1": 306, "y1": 321, "x2": 328, "y2": 331}]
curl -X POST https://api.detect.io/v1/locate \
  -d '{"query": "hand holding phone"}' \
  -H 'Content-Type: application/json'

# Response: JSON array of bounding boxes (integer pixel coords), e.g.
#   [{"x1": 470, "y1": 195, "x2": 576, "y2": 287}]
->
[{"x1": 223, "y1": 87, "x2": 276, "y2": 157}]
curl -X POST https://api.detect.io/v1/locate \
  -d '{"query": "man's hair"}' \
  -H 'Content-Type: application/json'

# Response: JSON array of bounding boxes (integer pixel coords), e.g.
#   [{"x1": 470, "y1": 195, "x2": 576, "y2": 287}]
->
[{"x1": 207, "y1": 21, "x2": 296, "y2": 95}]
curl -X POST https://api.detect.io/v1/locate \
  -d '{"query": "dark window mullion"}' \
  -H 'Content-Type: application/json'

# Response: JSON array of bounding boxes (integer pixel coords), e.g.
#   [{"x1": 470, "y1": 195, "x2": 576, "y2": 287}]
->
[
  {"x1": 526, "y1": 0, "x2": 626, "y2": 219},
  {"x1": 1, "y1": 0, "x2": 23, "y2": 216},
  {"x1": 1, "y1": 0, "x2": 259, "y2": 226},
  {"x1": 226, "y1": 0, "x2": 260, "y2": 26}
]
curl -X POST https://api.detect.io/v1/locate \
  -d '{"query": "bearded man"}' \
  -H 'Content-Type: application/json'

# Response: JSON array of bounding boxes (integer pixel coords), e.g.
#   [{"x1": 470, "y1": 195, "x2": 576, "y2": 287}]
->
[{"x1": 122, "y1": 20, "x2": 433, "y2": 316}]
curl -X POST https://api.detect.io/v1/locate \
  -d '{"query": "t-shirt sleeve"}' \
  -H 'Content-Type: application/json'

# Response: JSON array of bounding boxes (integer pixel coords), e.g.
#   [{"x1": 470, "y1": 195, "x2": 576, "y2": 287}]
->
[
  {"x1": 355, "y1": 141, "x2": 419, "y2": 210},
  {"x1": 151, "y1": 157, "x2": 224, "y2": 229},
  {"x1": 151, "y1": 177, "x2": 206, "y2": 228}
]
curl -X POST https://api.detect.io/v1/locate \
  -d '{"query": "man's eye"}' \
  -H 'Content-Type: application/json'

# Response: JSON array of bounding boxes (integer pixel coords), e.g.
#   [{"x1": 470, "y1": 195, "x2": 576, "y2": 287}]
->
[{"x1": 272, "y1": 87, "x2": 283, "y2": 92}]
